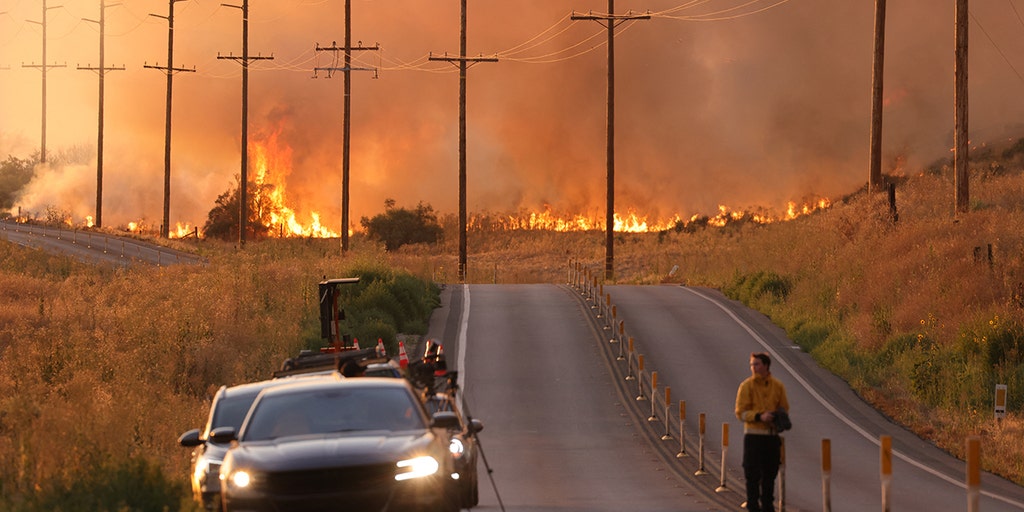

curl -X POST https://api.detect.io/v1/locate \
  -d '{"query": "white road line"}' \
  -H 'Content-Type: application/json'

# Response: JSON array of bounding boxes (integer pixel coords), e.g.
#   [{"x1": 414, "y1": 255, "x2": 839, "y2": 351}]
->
[
  {"x1": 682, "y1": 286, "x2": 1024, "y2": 509},
  {"x1": 457, "y1": 284, "x2": 471, "y2": 392}
]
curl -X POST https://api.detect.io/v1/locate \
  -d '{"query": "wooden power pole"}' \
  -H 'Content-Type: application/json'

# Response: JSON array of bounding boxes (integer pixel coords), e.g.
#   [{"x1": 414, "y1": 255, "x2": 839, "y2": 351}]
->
[
  {"x1": 80, "y1": 1, "x2": 125, "y2": 229},
  {"x1": 23, "y1": 0, "x2": 66, "y2": 165},
  {"x1": 430, "y1": 0, "x2": 497, "y2": 283},
  {"x1": 219, "y1": 0, "x2": 274, "y2": 246},
  {"x1": 572, "y1": 2, "x2": 649, "y2": 281},
  {"x1": 313, "y1": 0, "x2": 379, "y2": 252},
  {"x1": 954, "y1": 0, "x2": 969, "y2": 215},
  {"x1": 868, "y1": 0, "x2": 886, "y2": 192},
  {"x1": 146, "y1": 0, "x2": 195, "y2": 238}
]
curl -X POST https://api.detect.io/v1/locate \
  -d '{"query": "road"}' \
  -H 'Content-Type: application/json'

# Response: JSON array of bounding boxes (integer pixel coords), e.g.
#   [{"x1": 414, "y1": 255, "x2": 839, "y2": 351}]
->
[
  {"x1": 1, "y1": 220, "x2": 205, "y2": 266},
  {"x1": 427, "y1": 283, "x2": 1024, "y2": 512}
]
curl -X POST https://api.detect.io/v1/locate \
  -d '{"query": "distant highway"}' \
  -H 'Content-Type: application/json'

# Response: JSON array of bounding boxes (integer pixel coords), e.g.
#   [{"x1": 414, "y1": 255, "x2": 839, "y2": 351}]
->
[
  {"x1": 0, "y1": 220, "x2": 205, "y2": 267},
  {"x1": 429, "y1": 283, "x2": 1024, "y2": 512}
]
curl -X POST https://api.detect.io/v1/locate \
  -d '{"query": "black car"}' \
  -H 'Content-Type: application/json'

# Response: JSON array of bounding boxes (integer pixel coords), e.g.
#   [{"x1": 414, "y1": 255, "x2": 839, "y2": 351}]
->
[
  {"x1": 214, "y1": 376, "x2": 462, "y2": 512},
  {"x1": 178, "y1": 378, "x2": 324, "y2": 510},
  {"x1": 423, "y1": 392, "x2": 484, "y2": 508}
]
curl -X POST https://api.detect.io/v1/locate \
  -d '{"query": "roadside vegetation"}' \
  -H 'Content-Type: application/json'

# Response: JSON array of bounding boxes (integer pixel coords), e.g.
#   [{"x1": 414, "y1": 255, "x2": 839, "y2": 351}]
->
[
  {"x1": 0, "y1": 240, "x2": 438, "y2": 511},
  {"x1": 2, "y1": 138, "x2": 1024, "y2": 509}
]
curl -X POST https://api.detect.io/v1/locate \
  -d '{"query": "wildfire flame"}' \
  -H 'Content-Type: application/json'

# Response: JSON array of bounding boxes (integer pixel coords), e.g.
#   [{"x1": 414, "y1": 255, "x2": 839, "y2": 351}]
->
[
  {"x1": 486, "y1": 199, "x2": 830, "y2": 233},
  {"x1": 250, "y1": 128, "x2": 338, "y2": 238}
]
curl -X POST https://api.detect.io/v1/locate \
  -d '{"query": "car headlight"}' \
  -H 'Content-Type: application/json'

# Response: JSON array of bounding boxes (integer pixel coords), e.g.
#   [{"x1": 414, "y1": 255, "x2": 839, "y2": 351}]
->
[
  {"x1": 223, "y1": 469, "x2": 257, "y2": 491},
  {"x1": 193, "y1": 459, "x2": 210, "y2": 481},
  {"x1": 395, "y1": 456, "x2": 440, "y2": 481},
  {"x1": 449, "y1": 438, "x2": 465, "y2": 459}
]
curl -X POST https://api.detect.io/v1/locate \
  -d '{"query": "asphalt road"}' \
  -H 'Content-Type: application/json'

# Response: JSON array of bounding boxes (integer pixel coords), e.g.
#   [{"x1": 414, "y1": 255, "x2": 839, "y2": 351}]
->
[
  {"x1": 427, "y1": 283, "x2": 1024, "y2": 512},
  {"x1": 1, "y1": 220, "x2": 205, "y2": 266}
]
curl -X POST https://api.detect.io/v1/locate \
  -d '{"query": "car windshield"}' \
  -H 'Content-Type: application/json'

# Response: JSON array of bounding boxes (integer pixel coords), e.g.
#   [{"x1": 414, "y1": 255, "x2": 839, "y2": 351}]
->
[
  {"x1": 242, "y1": 387, "x2": 426, "y2": 441},
  {"x1": 209, "y1": 392, "x2": 261, "y2": 432}
]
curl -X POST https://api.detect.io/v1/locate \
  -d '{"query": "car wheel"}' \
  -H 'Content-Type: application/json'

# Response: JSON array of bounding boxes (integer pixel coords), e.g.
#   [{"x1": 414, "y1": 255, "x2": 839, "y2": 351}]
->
[
  {"x1": 462, "y1": 472, "x2": 479, "y2": 508},
  {"x1": 434, "y1": 481, "x2": 461, "y2": 512}
]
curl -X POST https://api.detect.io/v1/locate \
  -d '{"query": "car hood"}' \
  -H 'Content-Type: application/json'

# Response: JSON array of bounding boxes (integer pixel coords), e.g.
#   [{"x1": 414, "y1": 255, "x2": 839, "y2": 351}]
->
[
  {"x1": 201, "y1": 442, "x2": 230, "y2": 462},
  {"x1": 228, "y1": 431, "x2": 440, "y2": 472}
]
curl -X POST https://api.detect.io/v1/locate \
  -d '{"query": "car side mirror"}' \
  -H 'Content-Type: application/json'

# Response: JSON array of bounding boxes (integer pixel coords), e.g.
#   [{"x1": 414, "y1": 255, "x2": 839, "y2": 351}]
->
[
  {"x1": 430, "y1": 411, "x2": 460, "y2": 430},
  {"x1": 209, "y1": 426, "x2": 238, "y2": 444},
  {"x1": 469, "y1": 418, "x2": 484, "y2": 435},
  {"x1": 178, "y1": 428, "x2": 203, "y2": 447}
]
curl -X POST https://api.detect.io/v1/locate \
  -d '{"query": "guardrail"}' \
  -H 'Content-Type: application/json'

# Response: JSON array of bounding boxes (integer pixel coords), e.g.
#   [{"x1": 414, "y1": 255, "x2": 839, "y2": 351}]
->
[
  {"x1": 1, "y1": 220, "x2": 205, "y2": 267},
  {"x1": 568, "y1": 258, "x2": 994, "y2": 512}
]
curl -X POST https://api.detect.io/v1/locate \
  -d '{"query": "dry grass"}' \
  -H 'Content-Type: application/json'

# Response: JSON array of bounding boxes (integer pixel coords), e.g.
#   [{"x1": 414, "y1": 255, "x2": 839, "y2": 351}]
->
[
  {"x1": 393, "y1": 166, "x2": 1024, "y2": 486},
  {"x1": 3, "y1": 154, "x2": 1024, "y2": 509}
]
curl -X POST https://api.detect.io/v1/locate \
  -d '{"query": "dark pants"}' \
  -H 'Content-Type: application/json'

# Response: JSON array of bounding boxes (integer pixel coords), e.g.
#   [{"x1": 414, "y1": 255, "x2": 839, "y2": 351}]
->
[{"x1": 743, "y1": 434, "x2": 781, "y2": 512}]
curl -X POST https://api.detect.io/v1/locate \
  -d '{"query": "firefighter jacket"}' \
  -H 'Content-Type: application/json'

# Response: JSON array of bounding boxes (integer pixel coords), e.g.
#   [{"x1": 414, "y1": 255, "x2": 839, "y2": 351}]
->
[{"x1": 735, "y1": 372, "x2": 790, "y2": 435}]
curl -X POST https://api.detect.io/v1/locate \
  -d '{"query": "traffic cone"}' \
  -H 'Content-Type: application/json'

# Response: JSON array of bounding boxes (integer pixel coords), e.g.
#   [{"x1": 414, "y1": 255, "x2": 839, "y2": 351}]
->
[
  {"x1": 353, "y1": 338, "x2": 360, "y2": 349},
  {"x1": 433, "y1": 344, "x2": 446, "y2": 376},
  {"x1": 422, "y1": 339, "x2": 436, "y2": 363},
  {"x1": 376, "y1": 338, "x2": 387, "y2": 358},
  {"x1": 398, "y1": 341, "x2": 409, "y2": 368}
]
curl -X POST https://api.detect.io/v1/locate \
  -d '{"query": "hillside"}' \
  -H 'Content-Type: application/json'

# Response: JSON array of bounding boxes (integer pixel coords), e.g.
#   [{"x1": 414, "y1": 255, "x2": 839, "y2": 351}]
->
[
  {"x1": 1, "y1": 142, "x2": 1023, "y2": 510},
  {"x1": 389, "y1": 146, "x2": 1024, "y2": 484}
]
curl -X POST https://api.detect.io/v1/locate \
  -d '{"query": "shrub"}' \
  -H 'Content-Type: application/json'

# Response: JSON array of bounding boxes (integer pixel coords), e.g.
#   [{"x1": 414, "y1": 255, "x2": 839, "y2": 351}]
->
[
  {"x1": 724, "y1": 270, "x2": 792, "y2": 305},
  {"x1": 360, "y1": 200, "x2": 443, "y2": 251}
]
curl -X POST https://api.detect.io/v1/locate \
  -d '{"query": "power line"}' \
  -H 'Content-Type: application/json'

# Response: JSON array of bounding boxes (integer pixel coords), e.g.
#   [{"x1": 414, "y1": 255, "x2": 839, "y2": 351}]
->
[
  {"x1": 970, "y1": 9, "x2": 1024, "y2": 87},
  {"x1": 651, "y1": 0, "x2": 793, "y2": 21},
  {"x1": 218, "y1": 0, "x2": 274, "y2": 247}
]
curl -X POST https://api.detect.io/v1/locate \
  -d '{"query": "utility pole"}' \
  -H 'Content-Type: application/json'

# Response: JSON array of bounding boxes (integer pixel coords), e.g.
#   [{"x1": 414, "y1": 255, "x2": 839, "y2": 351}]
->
[
  {"x1": 572, "y1": 3, "x2": 650, "y2": 281},
  {"x1": 219, "y1": 0, "x2": 274, "y2": 246},
  {"x1": 23, "y1": 0, "x2": 67, "y2": 164},
  {"x1": 313, "y1": 0, "x2": 379, "y2": 252},
  {"x1": 80, "y1": 1, "x2": 125, "y2": 229},
  {"x1": 954, "y1": 0, "x2": 969, "y2": 215},
  {"x1": 429, "y1": 0, "x2": 497, "y2": 283},
  {"x1": 146, "y1": 0, "x2": 195, "y2": 239},
  {"x1": 868, "y1": 0, "x2": 885, "y2": 192}
]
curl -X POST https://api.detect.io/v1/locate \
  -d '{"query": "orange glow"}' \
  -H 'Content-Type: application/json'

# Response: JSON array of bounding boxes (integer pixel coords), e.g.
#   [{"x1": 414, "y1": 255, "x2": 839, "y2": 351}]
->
[
  {"x1": 169, "y1": 222, "x2": 200, "y2": 239},
  {"x1": 785, "y1": 198, "x2": 831, "y2": 220},
  {"x1": 250, "y1": 128, "x2": 339, "y2": 238},
  {"x1": 483, "y1": 199, "x2": 830, "y2": 233}
]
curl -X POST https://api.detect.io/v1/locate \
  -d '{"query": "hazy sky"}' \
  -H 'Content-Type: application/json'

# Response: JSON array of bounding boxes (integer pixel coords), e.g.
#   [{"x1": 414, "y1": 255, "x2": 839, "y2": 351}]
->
[{"x1": 3, "y1": 0, "x2": 1024, "y2": 232}]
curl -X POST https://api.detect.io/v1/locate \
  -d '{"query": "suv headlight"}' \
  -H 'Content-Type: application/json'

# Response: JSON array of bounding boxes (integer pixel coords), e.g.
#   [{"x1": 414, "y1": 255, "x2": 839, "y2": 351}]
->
[
  {"x1": 395, "y1": 456, "x2": 440, "y2": 481},
  {"x1": 449, "y1": 438, "x2": 465, "y2": 459}
]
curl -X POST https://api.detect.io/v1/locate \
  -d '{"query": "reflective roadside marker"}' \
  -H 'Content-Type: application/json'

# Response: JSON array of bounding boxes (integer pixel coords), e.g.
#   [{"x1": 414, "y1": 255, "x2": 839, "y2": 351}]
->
[{"x1": 995, "y1": 384, "x2": 1007, "y2": 420}]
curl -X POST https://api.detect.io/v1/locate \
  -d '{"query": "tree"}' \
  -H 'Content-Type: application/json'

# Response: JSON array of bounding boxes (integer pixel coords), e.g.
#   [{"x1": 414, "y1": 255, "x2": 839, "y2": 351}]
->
[
  {"x1": 202, "y1": 180, "x2": 273, "y2": 241},
  {"x1": 0, "y1": 156, "x2": 37, "y2": 211},
  {"x1": 360, "y1": 200, "x2": 443, "y2": 251}
]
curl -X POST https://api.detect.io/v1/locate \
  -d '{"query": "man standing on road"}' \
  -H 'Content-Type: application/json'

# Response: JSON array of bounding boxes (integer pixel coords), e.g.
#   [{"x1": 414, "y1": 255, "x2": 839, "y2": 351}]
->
[{"x1": 735, "y1": 352, "x2": 789, "y2": 512}]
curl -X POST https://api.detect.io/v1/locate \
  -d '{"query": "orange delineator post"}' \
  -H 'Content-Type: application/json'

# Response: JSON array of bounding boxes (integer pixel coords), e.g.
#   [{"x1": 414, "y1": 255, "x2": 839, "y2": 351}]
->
[
  {"x1": 695, "y1": 412, "x2": 708, "y2": 476},
  {"x1": 716, "y1": 422, "x2": 729, "y2": 492},
  {"x1": 677, "y1": 400, "x2": 688, "y2": 458},
  {"x1": 967, "y1": 436, "x2": 980, "y2": 512},
  {"x1": 625, "y1": 337, "x2": 635, "y2": 379},
  {"x1": 661, "y1": 387, "x2": 672, "y2": 439},
  {"x1": 881, "y1": 435, "x2": 892, "y2": 512},
  {"x1": 649, "y1": 371, "x2": 659, "y2": 421},
  {"x1": 822, "y1": 438, "x2": 832, "y2": 512},
  {"x1": 636, "y1": 355, "x2": 646, "y2": 400}
]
